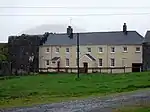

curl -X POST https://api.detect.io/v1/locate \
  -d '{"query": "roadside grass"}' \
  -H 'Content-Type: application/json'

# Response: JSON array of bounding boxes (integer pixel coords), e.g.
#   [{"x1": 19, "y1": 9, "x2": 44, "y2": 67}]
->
[
  {"x1": 114, "y1": 104, "x2": 150, "y2": 112},
  {"x1": 0, "y1": 72, "x2": 150, "y2": 108}
]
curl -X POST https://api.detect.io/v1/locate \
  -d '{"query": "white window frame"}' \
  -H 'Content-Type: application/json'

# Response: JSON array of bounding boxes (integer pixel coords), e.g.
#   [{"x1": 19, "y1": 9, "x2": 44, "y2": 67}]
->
[
  {"x1": 110, "y1": 58, "x2": 115, "y2": 67},
  {"x1": 135, "y1": 47, "x2": 141, "y2": 53},
  {"x1": 46, "y1": 48, "x2": 50, "y2": 53},
  {"x1": 46, "y1": 60, "x2": 50, "y2": 66},
  {"x1": 123, "y1": 46, "x2": 128, "y2": 52},
  {"x1": 87, "y1": 47, "x2": 91, "y2": 53},
  {"x1": 111, "y1": 47, "x2": 115, "y2": 53},
  {"x1": 66, "y1": 58, "x2": 70, "y2": 67},
  {"x1": 56, "y1": 47, "x2": 59, "y2": 53},
  {"x1": 66, "y1": 48, "x2": 70, "y2": 53},
  {"x1": 98, "y1": 47, "x2": 103, "y2": 53},
  {"x1": 98, "y1": 58, "x2": 103, "y2": 67}
]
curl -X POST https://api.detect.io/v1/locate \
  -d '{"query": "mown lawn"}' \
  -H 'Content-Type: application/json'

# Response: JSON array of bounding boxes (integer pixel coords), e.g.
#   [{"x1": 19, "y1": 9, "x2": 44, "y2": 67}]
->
[{"x1": 0, "y1": 72, "x2": 150, "y2": 108}]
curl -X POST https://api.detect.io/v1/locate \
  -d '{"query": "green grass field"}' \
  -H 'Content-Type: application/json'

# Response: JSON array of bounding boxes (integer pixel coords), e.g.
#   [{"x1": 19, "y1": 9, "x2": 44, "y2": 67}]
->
[{"x1": 0, "y1": 72, "x2": 150, "y2": 108}]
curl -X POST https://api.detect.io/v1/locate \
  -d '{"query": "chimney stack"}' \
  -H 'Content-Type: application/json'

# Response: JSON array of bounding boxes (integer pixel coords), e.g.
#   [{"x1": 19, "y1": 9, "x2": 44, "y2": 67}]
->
[
  {"x1": 123, "y1": 23, "x2": 127, "y2": 35},
  {"x1": 67, "y1": 26, "x2": 73, "y2": 39}
]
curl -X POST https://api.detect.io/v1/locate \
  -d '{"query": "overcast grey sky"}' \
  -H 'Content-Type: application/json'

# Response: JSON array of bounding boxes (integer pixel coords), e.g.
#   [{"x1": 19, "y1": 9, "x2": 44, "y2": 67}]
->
[{"x1": 0, "y1": 0, "x2": 150, "y2": 42}]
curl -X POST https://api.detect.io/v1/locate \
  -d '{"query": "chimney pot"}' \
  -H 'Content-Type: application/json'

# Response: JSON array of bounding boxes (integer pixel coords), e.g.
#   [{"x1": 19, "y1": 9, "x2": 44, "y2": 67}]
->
[{"x1": 123, "y1": 23, "x2": 127, "y2": 35}]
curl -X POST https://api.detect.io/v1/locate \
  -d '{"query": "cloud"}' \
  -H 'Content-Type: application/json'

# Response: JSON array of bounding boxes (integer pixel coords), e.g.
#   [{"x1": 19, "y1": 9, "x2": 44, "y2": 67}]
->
[{"x1": 20, "y1": 24, "x2": 86, "y2": 35}]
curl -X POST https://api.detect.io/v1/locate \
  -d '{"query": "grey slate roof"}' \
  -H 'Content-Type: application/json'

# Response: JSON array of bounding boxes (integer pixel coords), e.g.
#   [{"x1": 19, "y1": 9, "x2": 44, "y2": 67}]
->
[
  {"x1": 44, "y1": 31, "x2": 144, "y2": 46},
  {"x1": 144, "y1": 31, "x2": 150, "y2": 43}
]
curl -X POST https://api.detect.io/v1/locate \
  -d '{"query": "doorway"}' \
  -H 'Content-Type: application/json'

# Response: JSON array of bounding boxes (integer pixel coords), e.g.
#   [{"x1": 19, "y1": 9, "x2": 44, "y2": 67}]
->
[
  {"x1": 57, "y1": 61, "x2": 60, "y2": 72},
  {"x1": 83, "y1": 62, "x2": 88, "y2": 73},
  {"x1": 132, "y1": 63, "x2": 143, "y2": 72}
]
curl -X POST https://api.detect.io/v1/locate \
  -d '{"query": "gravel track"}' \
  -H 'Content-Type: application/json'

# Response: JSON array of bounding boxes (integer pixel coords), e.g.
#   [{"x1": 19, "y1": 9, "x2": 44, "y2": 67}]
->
[{"x1": 1, "y1": 89, "x2": 150, "y2": 112}]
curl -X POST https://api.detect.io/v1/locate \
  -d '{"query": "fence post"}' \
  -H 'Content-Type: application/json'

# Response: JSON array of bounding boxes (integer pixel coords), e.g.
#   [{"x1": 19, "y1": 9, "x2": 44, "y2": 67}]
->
[
  {"x1": 124, "y1": 66, "x2": 125, "y2": 73},
  {"x1": 110, "y1": 68, "x2": 112, "y2": 74},
  {"x1": 47, "y1": 68, "x2": 48, "y2": 73},
  {"x1": 57, "y1": 67, "x2": 60, "y2": 73},
  {"x1": 71, "y1": 68, "x2": 72, "y2": 73},
  {"x1": 100, "y1": 68, "x2": 101, "y2": 73},
  {"x1": 92, "y1": 68, "x2": 93, "y2": 73},
  {"x1": 39, "y1": 68, "x2": 40, "y2": 73}
]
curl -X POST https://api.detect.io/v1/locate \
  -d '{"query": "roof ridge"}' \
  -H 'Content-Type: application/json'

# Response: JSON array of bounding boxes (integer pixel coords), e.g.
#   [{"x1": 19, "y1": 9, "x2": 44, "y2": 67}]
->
[{"x1": 49, "y1": 31, "x2": 137, "y2": 35}]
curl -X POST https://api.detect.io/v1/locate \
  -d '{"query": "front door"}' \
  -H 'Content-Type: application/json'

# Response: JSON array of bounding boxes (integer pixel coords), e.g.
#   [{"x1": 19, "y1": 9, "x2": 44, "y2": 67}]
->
[
  {"x1": 83, "y1": 62, "x2": 88, "y2": 73},
  {"x1": 57, "y1": 61, "x2": 60, "y2": 72}
]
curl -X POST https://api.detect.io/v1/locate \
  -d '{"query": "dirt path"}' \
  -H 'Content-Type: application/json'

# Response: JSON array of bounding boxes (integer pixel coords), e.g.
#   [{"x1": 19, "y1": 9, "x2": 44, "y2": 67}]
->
[{"x1": 1, "y1": 89, "x2": 150, "y2": 112}]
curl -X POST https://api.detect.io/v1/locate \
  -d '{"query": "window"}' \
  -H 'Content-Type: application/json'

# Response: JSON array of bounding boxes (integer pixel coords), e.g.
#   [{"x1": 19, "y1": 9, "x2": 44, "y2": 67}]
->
[
  {"x1": 98, "y1": 47, "x2": 103, "y2": 53},
  {"x1": 56, "y1": 48, "x2": 59, "y2": 53},
  {"x1": 66, "y1": 58, "x2": 69, "y2": 66},
  {"x1": 46, "y1": 48, "x2": 49, "y2": 52},
  {"x1": 136, "y1": 47, "x2": 140, "y2": 52},
  {"x1": 123, "y1": 47, "x2": 127, "y2": 52},
  {"x1": 52, "y1": 61, "x2": 56, "y2": 64},
  {"x1": 87, "y1": 47, "x2": 91, "y2": 52},
  {"x1": 98, "y1": 58, "x2": 103, "y2": 67},
  {"x1": 110, "y1": 58, "x2": 115, "y2": 67},
  {"x1": 66, "y1": 48, "x2": 69, "y2": 53},
  {"x1": 111, "y1": 47, "x2": 115, "y2": 53},
  {"x1": 46, "y1": 60, "x2": 49, "y2": 65}
]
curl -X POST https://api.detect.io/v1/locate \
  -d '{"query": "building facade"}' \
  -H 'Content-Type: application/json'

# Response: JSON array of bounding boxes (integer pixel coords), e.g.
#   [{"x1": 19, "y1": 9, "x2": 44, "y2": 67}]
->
[
  {"x1": 39, "y1": 24, "x2": 144, "y2": 73},
  {"x1": 39, "y1": 45, "x2": 142, "y2": 73}
]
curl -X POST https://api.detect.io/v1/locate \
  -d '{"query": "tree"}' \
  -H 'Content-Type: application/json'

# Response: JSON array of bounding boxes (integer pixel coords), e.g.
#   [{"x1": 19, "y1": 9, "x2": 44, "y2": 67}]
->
[{"x1": 0, "y1": 43, "x2": 8, "y2": 61}]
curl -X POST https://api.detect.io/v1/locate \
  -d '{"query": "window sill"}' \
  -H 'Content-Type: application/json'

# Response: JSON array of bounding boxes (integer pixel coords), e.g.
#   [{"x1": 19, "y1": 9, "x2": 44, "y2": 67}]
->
[
  {"x1": 123, "y1": 51, "x2": 128, "y2": 53},
  {"x1": 110, "y1": 52, "x2": 115, "y2": 54},
  {"x1": 98, "y1": 66, "x2": 103, "y2": 68},
  {"x1": 135, "y1": 51, "x2": 141, "y2": 53},
  {"x1": 98, "y1": 52, "x2": 103, "y2": 54},
  {"x1": 110, "y1": 66, "x2": 115, "y2": 68}
]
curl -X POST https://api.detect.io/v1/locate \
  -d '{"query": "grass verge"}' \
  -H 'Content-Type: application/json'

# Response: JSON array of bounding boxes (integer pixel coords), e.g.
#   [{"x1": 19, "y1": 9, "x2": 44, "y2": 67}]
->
[
  {"x1": 0, "y1": 72, "x2": 150, "y2": 108},
  {"x1": 114, "y1": 104, "x2": 150, "y2": 112}
]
